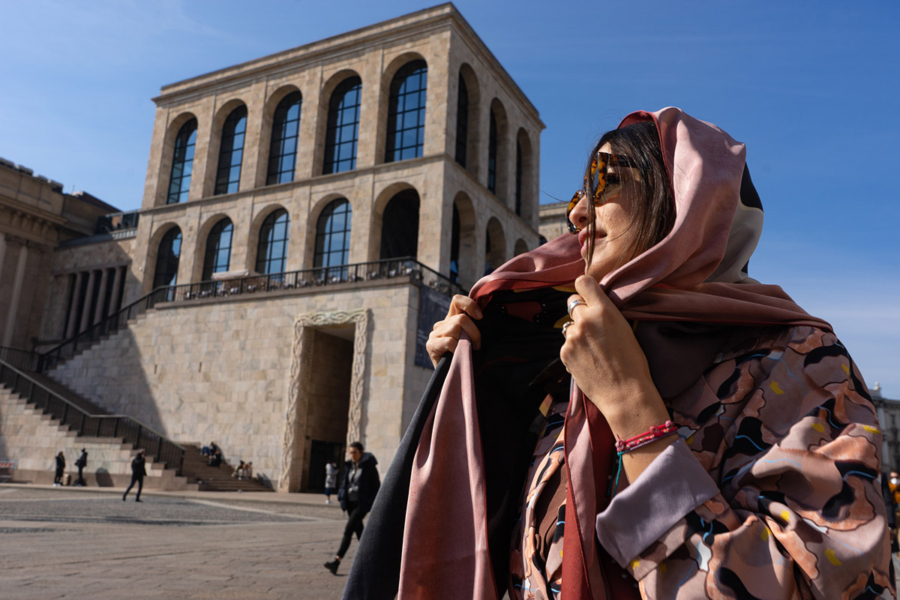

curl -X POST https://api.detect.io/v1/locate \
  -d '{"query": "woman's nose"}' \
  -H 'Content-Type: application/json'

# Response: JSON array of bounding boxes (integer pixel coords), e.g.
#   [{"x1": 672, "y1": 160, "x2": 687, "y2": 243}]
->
[{"x1": 569, "y1": 193, "x2": 590, "y2": 232}]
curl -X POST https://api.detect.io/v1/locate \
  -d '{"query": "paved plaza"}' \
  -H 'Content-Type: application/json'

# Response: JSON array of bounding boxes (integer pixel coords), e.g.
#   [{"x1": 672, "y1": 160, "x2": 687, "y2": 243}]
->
[{"x1": 0, "y1": 485, "x2": 353, "y2": 599}]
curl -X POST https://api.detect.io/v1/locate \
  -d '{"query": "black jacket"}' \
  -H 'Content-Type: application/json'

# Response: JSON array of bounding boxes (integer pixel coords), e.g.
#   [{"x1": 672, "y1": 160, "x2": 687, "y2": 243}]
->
[
  {"x1": 131, "y1": 455, "x2": 146, "y2": 479},
  {"x1": 337, "y1": 452, "x2": 380, "y2": 513}
]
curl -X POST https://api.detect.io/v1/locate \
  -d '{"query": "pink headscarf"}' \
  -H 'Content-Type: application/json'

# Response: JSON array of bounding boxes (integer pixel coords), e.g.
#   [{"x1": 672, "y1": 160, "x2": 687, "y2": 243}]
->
[{"x1": 398, "y1": 108, "x2": 831, "y2": 600}]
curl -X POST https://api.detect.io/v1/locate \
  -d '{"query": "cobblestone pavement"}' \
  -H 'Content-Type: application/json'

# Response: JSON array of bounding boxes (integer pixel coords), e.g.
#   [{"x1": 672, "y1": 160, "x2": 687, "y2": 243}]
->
[{"x1": 0, "y1": 487, "x2": 354, "y2": 599}]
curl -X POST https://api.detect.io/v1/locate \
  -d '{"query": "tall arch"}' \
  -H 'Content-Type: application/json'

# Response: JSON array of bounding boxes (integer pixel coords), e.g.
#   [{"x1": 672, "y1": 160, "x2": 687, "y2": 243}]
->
[
  {"x1": 201, "y1": 218, "x2": 234, "y2": 280},
  {"x1": 452, "y1": 192, "x2": 477, "y2": 287},
  {"x1": 380, "y1": 189, "x2": 420, "y2": 260},
  {"x1": 516, "y1": 128, "x2": 535, "y2": 223},
  {"x1": 314, "y1": 198, "x2": 353, "y2": 270},
  {"x1": 456, "y1": 64, "x2": 480, "y2": 177},
  {"x1": 514, "y1": 238, "x2": 529, "y2": 256},
  {"x1": 484, "y1": 217, "x2": 506, "y2": 276},
  {"x1": 166, "y1": 118, "x2": 198, "y2": 205},
  {"x1": 487, "y1": 99, "x2": 508, "y2": 201},
  {"x1": 266, "y1": 91, "x2": 302, "y2": 185},
  {"x1": 323, "y1": 76, "x2": 362, "y2": 174},
  {"x1": 214, "y1": 104, "x2": 247, "y2": 195},
  {"x1": 385, "y1": 60, "x2": 428, "y2": 163},
  {"x1": 256, "y1": 208, "x2": 290, "y2": 276},
  {"x1": 152, "y1": 226, "x2": 182, "y2": 301}
]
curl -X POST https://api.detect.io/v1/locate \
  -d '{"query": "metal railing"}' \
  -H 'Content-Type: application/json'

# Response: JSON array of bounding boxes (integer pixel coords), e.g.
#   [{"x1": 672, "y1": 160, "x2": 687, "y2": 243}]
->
[
  {"x1": 168, "y1": 257, "x2": 466, "y2": 303},
  {"x1": 0, "y1": 359, "x2": 185, "y2": 475},
  {"x1": 0, "y1": 347, "x2": 40, "y2": 372},
  {"x1": 39, "y1": 257, "x2": 464, "y2": 372}
]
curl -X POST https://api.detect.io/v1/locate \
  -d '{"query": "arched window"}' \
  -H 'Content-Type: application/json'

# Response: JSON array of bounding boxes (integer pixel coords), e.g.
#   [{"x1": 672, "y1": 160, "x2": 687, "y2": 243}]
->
[
  {"x1": 167, "y1": 119, "x2": 197, "y2": 205},
  {"x1": 314, "y1": 199, "x2": 352, "y2": 269},
  {"x1": 450, "y1": 203, "x2": 460, "y2": 283},
  {"x1": 202, "y1": 219, "x2": 234, "y2": 280},
  {"x1": 323, "y1": 77, "x2": 362, "y2": 174},
  {"x1": 515, "y1": 139, "x2": 522, "y2": 216},
  {"x1": 488, "y1": 110, "x2": 498, "y2": 194},
  {"x1": 214, "y1": 106, "x2": 247, "y2": 195},
  {"x1": 267, "y1": 92, "x2": 302, "y2": 185},
  {"x1": 380, "y1": 189, "x2": 419, "y2": 260},
  {"x1": 153, "y1": 227, "x2": 182, "y2": 294},
  {"x1": 455, "y1": 74, "x2": 468, "y2": 167},
  {"x1": 256, "y1": 209, "x2": 290, "y2": 275},
  {"x1": 386, "y1": 61, "x2": 427, "y2": 162}
]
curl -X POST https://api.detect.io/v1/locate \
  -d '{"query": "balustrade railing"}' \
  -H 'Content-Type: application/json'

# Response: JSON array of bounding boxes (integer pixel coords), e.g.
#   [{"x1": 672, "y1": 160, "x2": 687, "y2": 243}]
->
[
  {"x1": 0, "y1": 346, "x2": 40, "y2": 372},
  {"x1": 0, "y1": 359, "x2": 185, "y2": 474},
  {"x1": 39, "y1": 257, "x2": 463, "y2": 372}
]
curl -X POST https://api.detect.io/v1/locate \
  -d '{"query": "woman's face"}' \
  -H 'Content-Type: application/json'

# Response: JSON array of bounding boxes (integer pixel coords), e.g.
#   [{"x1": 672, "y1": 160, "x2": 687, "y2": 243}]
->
[{"x1": 569, "y1": 143, "x2": 642, "y2": 281}]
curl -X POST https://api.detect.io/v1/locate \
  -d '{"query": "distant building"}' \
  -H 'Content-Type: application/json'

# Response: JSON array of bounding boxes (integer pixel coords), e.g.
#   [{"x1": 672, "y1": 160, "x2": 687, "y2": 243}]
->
[
  {"x1": 0, "y1": 4, "x2": 546, "y2": 492},
  {"x1": 871, "y1": 383, "x2": 900, "y2": 473}
]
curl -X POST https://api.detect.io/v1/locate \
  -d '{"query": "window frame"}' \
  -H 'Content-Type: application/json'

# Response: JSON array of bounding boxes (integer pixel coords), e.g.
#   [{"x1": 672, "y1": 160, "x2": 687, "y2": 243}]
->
[
  {"x1": 385, "y1": 60, "x2": 428, "y2": 163},
  {"x1": 166, "y1": 120, "x2": 198, "y2": 205},
  {"x1": 214, "y1": 106, "x2": 247, "y2": 196},
  {"x1": 323, "y1": 77, "x2": 362, "y2": 175}
]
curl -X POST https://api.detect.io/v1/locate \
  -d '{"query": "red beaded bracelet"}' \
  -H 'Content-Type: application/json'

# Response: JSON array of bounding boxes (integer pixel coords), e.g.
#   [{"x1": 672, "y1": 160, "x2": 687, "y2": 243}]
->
[{"x1": 614, "y1": 420, "x2": 678, "y2": 453}]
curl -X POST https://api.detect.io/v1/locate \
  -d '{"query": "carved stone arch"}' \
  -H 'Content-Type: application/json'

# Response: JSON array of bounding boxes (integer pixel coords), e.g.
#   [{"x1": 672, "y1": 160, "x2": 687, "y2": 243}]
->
[
  {"x1": 370, "y1": 181, "x2": 420, "y2": 262},
  {"x1": 515, "y1": 128, "x2": 535, "y2": 224},
  {"x1": 315, "y1": 69, "x2": 363, "y2": 174},
  {"x1": 280, "y1": 308, "x2": 371, "y2": 492},
  {"x1": 488, "y1": 98, "x2": 509, "y2": 203},
  {"x1": 156, "y1": 111, "x2": 199, "y2": 206},
  {"x1": 306, "y1": 192, "x2": 354, "y2": 269},
  {"x1": 485, "y1": 216, "x2": 507, "y2": 274},
  {"x1": 456, "y1": 63, "x2": 481, "y2": 178},
  {"x1": 451, "y1": 191, "x2": 478, "y2": 287},
  {"x1": 192, "y1": 212, "x2": 234, "y2": 281},
  {"x1": 203, "y1": 98, "x2": 249, "y2": 197},
  {"x1": 376, "y1": 52, "x2": 429, "y2": 164},
  {"x1": 257, "y1": 85, "x2": 303, "y2": 187},
  {"x1": 248, "y1": 203, "x2": 290, "y2": 274}
]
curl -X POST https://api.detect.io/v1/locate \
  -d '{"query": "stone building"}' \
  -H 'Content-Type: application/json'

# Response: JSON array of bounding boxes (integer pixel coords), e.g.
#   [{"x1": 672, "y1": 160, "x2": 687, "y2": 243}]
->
[{"x1": 0, "y1": 4, "x2": 545, "y2": 492}]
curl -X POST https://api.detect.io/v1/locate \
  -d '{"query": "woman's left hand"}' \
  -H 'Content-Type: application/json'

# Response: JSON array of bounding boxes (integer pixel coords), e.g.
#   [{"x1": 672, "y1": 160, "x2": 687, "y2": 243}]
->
[{"x1": 559, "y1": 275, "x2": 670, "y2": 441}]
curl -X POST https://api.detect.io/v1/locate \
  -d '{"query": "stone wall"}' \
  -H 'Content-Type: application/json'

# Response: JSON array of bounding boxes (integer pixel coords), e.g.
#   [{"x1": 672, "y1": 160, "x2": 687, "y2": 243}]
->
[{"x1": 45, "y1": 280, "x2": 423, "y2": 489}]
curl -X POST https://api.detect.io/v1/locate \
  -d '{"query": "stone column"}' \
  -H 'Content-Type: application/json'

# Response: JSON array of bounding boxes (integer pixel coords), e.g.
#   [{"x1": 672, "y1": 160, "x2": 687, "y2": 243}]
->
[
  {"x1": 108, "y1": 266, "x2": 124, "y2": 316},
  {"x1": 92, "y1": 267, "x2": 110, "y2": 325},
  {"x1": 78, "y1": 270, "x2": 97, "y2": 333},
  {"x1": 2, "y1": 243, "x2": 29, "y2": 347},
  {"x1": 0, "y1": 234, "x2": 7, "y2": 281},
  {"x1": 65, "y1": 271, "x2": 84, "y2": 338}
]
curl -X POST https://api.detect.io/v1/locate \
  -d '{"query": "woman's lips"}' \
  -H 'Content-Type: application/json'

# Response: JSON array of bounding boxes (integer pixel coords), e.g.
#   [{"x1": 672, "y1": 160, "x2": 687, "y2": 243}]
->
[{"x1": 578, "y1": 229, "x2": 605, "y2": 252}]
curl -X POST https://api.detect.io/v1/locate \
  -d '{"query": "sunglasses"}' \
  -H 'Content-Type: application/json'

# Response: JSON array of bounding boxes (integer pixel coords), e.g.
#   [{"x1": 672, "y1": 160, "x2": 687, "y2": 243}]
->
[{"x1": 565, "y1": 151, "x2": 635, "y2": 234}]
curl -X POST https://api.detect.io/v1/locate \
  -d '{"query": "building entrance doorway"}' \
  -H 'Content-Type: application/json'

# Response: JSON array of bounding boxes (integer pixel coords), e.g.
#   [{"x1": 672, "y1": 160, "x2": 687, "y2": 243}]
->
[
  {"x1": 308, "y1": 440, "x2": 345, "y2": 491},
  {"x1": 299, "y1": 326, "x2": 353, "y2": 491}
]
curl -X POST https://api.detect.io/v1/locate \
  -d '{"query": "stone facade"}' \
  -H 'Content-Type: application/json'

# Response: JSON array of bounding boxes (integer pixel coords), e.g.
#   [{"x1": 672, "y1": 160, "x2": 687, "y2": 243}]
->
[
  {"x1": 4, "y1": 4, "x2": 546, "y2": 492},
  {"x1": 0, "y1": 160, "x2": 120, "y2": 350},
  {"x1": 539, "y1": 200, "x2": 568, "y2": 243}
]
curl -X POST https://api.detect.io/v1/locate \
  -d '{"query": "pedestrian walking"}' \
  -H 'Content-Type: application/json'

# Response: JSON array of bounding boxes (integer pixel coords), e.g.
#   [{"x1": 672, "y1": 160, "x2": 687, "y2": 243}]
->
[
  {"x1": 53, "y1": 451, "x2": 65, "y2": 486},
  {"x1": 74, "y1": 448, "x2": 88, "y2": 486},
  {"x1": 324, "y1": 442, "x2": 379, "y2": 575},
  {"x1": 324, "y1": 461, "x2": 338, "y2": 504},
  {"x1": 122, "y1": 450, "x2": 146, "y2": 502}
]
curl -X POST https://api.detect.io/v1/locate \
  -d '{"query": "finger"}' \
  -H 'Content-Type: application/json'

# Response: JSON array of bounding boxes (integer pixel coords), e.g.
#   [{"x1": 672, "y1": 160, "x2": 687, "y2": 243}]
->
[
  {"x1": 574, "y1": 274, "x2": 610, "y2": 308},
  {"x1": 448, "y1": 295, "x2": 483, "y2": 320},
  {"x1": 438, "y1": 315, "x2": 481, "y2": 351},
  {"x1": 566, "y1": 294, "x2": 587, "y2": 320},
  {"x1": 426, "y1": 337, "x2": 458, "y2": 367},
  {"x1": 455, "y1": 314, "x2": 482, "y2": 350}
]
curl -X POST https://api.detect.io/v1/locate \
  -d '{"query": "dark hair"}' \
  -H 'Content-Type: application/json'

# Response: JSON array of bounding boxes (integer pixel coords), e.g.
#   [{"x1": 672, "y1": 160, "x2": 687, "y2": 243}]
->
[
  {"x1": 584, "y1": 121, "x2": 675, "y2": 270},
  {"x1": 349, "y1": 441, "x2": 364, "y2": 452}
]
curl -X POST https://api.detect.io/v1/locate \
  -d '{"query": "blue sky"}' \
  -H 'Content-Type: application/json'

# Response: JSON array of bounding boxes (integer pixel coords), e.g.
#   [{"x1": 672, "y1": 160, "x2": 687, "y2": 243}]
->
[{"x1": 2, "y1": 0, "x2": 898, "y2": 392}]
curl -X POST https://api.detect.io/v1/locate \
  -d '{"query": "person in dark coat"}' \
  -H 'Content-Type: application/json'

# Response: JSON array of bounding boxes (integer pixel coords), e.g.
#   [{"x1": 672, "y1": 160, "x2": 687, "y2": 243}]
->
[
  {"x1": 122, "y1": 450, "x2": 146, "y2": 502},
  {"x1": 53, "y1": 451, "x2": 65, "y2": 486},
  {"x1": 74, "y1": 449, "x2": 88, "y2": 486},
  {"x1": 324, "y1": 442, "x2": 380, "y2": 575}
]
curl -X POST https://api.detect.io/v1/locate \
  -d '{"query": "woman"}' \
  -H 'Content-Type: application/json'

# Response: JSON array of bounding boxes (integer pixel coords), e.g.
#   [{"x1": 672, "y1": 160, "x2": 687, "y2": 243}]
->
[
  {"x1": 53, "y1": 451, "x2": 65, "y2": 487},
  {"x1": 344, "y1": 108, "x2": 891, "y2": 599}
]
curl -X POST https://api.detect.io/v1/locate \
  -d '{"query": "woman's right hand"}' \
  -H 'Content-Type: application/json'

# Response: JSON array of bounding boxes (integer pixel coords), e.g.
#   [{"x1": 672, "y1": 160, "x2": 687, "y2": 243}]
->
[{"x1": 425, "y1": 294, "x2": 483, "y2": 367}]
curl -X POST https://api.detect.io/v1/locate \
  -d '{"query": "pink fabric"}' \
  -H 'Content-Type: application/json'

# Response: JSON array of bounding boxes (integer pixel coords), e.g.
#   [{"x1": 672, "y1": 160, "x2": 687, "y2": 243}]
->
[{"x1": 398, "y1": 107, "x2": 832, "y2": 600}]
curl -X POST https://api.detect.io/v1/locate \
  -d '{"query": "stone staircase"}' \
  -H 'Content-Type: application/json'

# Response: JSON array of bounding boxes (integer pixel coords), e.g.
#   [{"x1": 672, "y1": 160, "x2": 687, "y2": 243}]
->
[
  {"x1": 41, "y1": 311, "x2": 152, "y2": 372},
  {"x1": 179, "y1": 443, "x2": 273, "y2": 492},
  {"x1": 0, "y1": 385, "x2": 196, "y2": 491}
]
